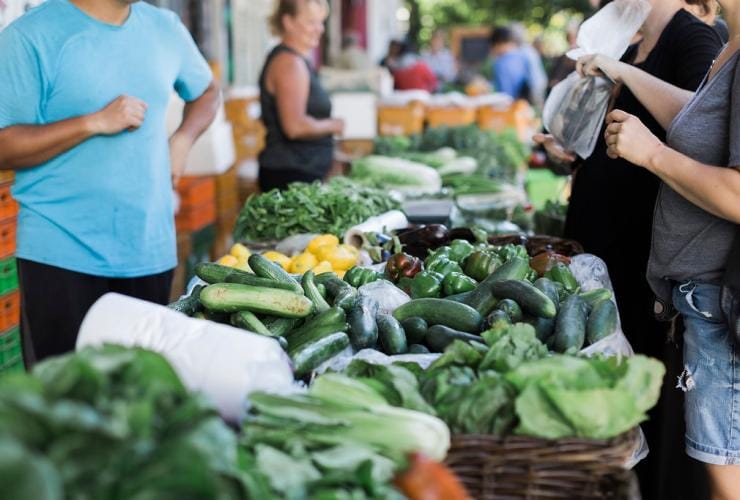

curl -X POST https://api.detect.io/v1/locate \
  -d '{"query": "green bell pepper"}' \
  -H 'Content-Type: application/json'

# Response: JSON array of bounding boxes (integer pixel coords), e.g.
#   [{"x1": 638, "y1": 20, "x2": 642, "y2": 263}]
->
[
  {"x1": 545, "y1": 263, "x2": 579, "y2": 294},
  {"x1": 442, "y1": 272, "x2": 477, "y2": 296},
  {"x1": 399, "y1": 271, "x2": 444, "y2": 299},
  {"x1": 497, "y1": 244, "x2": 529, "y2": 262},
  {"x1": 448, "y1": 239, "x2": 475, "y2": 263},
  {"x1": 427, "y1": 257, "x2": 464, "y2": 278},
  {"x1": 463, "y1": 251, "x2": 503, "y2": 281},
  {"x1": 424, "y1": 246, "x2": 451, "y2": 268},
  {"x1": 525, "y1": 268, "x2": 539, "y2": 283},
  {"x1": 344, "y1": 266, "x2": 383, "y2": 288}
]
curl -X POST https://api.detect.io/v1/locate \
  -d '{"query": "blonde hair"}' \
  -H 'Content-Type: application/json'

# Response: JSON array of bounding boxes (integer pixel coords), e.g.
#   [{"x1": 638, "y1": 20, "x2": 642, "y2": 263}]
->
[{"x1": 269, "y1": 0, "x2": 329, "y2": 36}]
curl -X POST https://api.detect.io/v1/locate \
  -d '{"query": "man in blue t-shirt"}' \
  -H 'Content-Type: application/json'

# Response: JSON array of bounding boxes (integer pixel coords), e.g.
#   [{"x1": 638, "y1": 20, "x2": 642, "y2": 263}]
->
[
  {"x1": 0, "y1": 0, "x2": 220, "y2": 363},
  {"x1": 489, "y1": 26, "x2": 532, "y2": 101}
]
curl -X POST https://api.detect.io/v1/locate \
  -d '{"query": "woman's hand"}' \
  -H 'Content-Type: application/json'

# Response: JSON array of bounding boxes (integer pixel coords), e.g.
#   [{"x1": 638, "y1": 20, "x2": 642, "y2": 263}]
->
[
  {"x1": 533, "y1": 133, "x2": 577, "y2": 164},
  {"x1": 604, "y1": 110, "x2": 664, "y2": 168},
  {"x1": 576, "y1": 54, "x2": 623, "y2": 82}
]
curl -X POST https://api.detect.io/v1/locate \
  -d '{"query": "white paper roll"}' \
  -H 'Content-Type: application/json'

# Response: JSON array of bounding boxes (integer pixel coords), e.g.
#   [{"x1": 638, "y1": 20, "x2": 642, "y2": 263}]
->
[
  {"x1": 77, "y1": 293, "x2": 295, "y2": 423},
  {"x1": 343, "y1": 210, "x2": 409, "y2": 248}
]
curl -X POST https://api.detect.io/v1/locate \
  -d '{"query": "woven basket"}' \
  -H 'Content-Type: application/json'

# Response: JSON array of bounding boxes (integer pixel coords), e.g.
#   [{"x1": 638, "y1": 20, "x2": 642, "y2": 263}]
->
[
  {"x1": 487, "y1": 234, "x2": 584, "y2": 257},
  {"x1": 445, "y1": 430, "x2": 639, "y2": 500}
]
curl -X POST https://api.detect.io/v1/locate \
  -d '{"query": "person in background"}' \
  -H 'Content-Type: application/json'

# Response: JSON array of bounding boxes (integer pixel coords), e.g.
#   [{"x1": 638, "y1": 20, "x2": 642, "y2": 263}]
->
[
  {"x1": 547, "y1": 21, "x2": 580, "y2": 93},
  {"x1": 380, "y1": 39, "x2": 403, "y2": 70},
  {"x1": 534, "y1": 1, "x2": 722, "y2": 498},
  {"x1": 391, "y1": 41, "x2": 438, "y2": 92},
  {"x1": 0, "y1": 0, "x2": 220, "y2": 364},
  {"x1": 489, "y1": 27, "x2": 533, "y2": 102},
  {"x1": 422, "y1": 29, "x2": 457, "y2": 89},
  {"x1": 589, "y1": 0, "x2": 740, "y2": 494},
  {"x1": 335, "y1": 30, "x2": 371, "y2": 71},
  {"x1": 512, "y1": 23, "x2": 548, "y2": 107},
  {"x1": 258, "y1": 0, "x2": 344, "y2": 192}
]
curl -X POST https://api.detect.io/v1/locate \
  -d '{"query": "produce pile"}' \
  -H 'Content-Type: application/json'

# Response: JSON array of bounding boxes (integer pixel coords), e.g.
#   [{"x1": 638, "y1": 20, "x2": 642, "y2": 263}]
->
[
  {"x1": 233, "y1": 177, "x2": 400, "y2": 243},
  {"x1": 534, "y1": 199, "x2": 568, "y2": 237},
  {"x1": 0, "y1": 346, "x2": 465, "y2": 500}
]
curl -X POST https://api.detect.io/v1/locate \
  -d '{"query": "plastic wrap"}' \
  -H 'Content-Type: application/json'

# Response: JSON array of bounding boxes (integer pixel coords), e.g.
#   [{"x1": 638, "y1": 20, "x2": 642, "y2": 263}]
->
[{"x1": 358, "y1": 279, "x2": 411, "y2": 315}]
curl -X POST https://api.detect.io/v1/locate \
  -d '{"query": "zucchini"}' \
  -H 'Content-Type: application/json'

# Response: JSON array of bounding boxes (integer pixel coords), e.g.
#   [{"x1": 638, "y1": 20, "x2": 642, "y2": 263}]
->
[
  {"x1": 580, "y1": 288, "x2": 614, "y2": 308},
  {"x1": 168, "y1": 284, "x2": 205, "y2": 316},
  {"x1": 285, "y1": 307, "x2": 347, "y2": 349},
  {"x1": 408, "y1": 344, "x2": 431, "y2": 354},
  {"x1": 377, "y1": 314, "x2": 408, "y2": 354},
  {"x1": 348, "y1": 298, "x2": 379, "y2": 350},
  {"x1": 249, "y1": 254, "x2": 303, "y2": 293},
  {"x1": 195, "y1": 262, "x2": 240, "y2": 283},
  {"x1": 534, "y1": 278, "x2": 561, "y2": 313},
  {"x1": 230, "y1": 310, "x2": 272, "y2": 335},
  {"x1": 302, "y1": 271, "x2": 331, "y2": 313},
  {"x1": 551, "y1": 294, "x2": 589, "y2": 354},
  {"x1": 523, "y1": 316, "x2": 556, "y2": 343},
  {"x1": 290, "y1": 332, "x2": 350, "y2": 377},
  {"x1": 393, "y1": 299, "x2": 483, "y2": 333},
  {"x1": 586, "y1": 299, "x2": 618, "y2": 344},
  {"x1": 495, "y1": 299, "x2": 523, "y2": 323},
  {"x1": 445, "y1": 291, "x2": 472, "y2": 303},
  {"x1": 490, "y1": 280, "x2": 557, "y2": 319},
  {"x1": 263, "y1": 317, "x2": 301, "y2": 337},
  {"x1": 224, "y1": 273, "x2": 300, "y2": 292},
  {"x1": 200, "y1": 283, "x2": 314, "y2": 318},
  {"x1": 400, "y1": 317, "x2": 428, "y2": 344},
  {"x1": 463, "y1": 257, "x2": 530, "y2": 314},
  {"x1": 425, "y1": 325, "x2": 484, "y2": 352},
  {"x1": 197, "y1": 263, "x2": 300, "y2": 292}
]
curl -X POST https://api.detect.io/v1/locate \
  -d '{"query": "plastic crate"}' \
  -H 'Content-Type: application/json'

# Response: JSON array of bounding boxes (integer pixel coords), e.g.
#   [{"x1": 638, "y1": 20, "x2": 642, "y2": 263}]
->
[
  {"x1": 177, "y1": 176, "x2": 216, "y2": 209},
  {"x1": 0, "y1": 217, "x2": 17, "y2": 260},
  {"x1": 425, "y1": 107, "x2": 477, "y2": 128},
  {"x1": 0, "y1": 181, "x2": 19, "y2": 221},
  {"x1": 378, "y1": 102, "x2": 426, "y2": 136},
  {"x1": 0, "y1": 291, "x2": 20, "y2": 338},
  {"x1": 0, "y1": 326, "x2": 22, "y2": 375},
  {"x1": 0, "y1": 257, "x2": 17, "y2": 297},
  {"x1": 215, "y1": 166, "x2": 240, "y2": 215},
  {"x1": 175, "y1": 200, "x2": 216, "y2": 232}
]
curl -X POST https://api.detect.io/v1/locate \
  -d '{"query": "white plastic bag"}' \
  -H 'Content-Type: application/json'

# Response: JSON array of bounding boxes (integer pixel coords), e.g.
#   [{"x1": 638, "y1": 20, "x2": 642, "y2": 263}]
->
[
  {"x1": 543, "y1": 0, "x2": 651, "y2": 158},
  {"x1": 358, "y1": 279, "x2": 411, "y2": 315}
]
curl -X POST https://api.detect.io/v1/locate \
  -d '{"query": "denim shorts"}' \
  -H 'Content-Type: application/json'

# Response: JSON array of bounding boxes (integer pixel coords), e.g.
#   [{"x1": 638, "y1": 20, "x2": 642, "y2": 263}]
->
[{"x1": 673, "y1": 281, "x2": 740, "y2": 465}]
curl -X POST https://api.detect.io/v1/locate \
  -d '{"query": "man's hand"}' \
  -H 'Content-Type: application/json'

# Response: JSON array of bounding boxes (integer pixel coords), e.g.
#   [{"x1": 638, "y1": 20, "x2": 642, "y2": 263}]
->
[
  {"x1": 169, "y1": 132, "x2": 194, "y2": 186},
  {"x1": 88, "y1": 96, "x2": 148, "y2": 135},
  {"x1": 533, "y1": 133, "x2": 577, "y2": 164}
]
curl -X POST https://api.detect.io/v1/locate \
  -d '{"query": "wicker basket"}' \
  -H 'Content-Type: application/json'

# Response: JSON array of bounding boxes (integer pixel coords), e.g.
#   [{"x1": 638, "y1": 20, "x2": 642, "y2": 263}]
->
[
  {"x1": 487, "y1": 234, "x2": 584, "y2": 257},
  {"x1": 445, "y1": 431, "x2": 639, "y2": 500}
]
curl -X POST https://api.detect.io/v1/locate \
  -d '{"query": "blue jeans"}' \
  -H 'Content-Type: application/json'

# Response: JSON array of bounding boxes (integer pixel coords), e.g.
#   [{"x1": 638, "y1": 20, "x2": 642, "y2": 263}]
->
[{"x1": 674, "y1": 281, "x2": 740, "y2": 465}]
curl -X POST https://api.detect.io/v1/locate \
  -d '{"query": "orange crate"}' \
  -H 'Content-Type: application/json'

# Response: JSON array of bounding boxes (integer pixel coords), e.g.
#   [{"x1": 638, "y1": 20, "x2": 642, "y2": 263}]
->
[
  {"x1": 177, "y1": 177, "x2": 216, "y2": 210},
  {"x1": 215, "y1": 166, "x2": 240, "y2": 215},
  {"x1": 225, "y1": 96, "x2": 261, "y2": 129},
  {"x1": 426, "y1": 107, "x2": 477, "y2": 128},
  {"x1": 0, "y1": 172, "x2": 14, "y2": 183},
  {"x1": 0, "y1": 290, "x2": 20, "y2": 332},
  {"x1": 176, "y1": 200, "x2": 216, "y2": 232},
  {"x1": 232, "y1": 122, "x2": 266, "y2": 161},
  {"x1": 477, "y1": 100, "x2": 533, "y2": 140},
  {"x1": 0, "y1": 182, "x2": 19, "y2": 221},
  {"x1": 378, "y1": 102, "x2": 425, "y2": 136},
  {"x1": 0, "y1": 218, "x2": 16, "y2": 260}
]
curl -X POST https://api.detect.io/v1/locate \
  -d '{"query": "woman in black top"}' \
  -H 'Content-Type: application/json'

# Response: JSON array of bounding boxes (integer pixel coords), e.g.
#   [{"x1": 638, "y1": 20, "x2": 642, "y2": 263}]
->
[
  {"x1": 535, "y1": 2, "x2": 721, "y2": 498},
  {"x1": 258, "y1": 0, "x2": 344, "y2": 192}
]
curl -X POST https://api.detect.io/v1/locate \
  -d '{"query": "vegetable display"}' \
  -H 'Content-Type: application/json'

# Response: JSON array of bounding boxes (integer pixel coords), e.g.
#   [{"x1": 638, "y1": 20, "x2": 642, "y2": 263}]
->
[{"x1": 233, "y1": 177, "x2": 400, "y2": 242}]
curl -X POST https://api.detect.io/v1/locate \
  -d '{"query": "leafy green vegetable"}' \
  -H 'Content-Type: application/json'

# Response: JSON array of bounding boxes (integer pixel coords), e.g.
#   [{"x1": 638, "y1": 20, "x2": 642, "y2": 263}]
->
[
  {"x1": 350, "y1": 156, "x2": 442, "y2": 194},
  {"x1": 234, "y1": 178, "x2": 401, "y2": 242},
  {"x1": 427, "y1": 340, "x2": 483, "y2": 372},
  {"x1": 479, "y1": 323, "x2": 548, "y2": 373}
]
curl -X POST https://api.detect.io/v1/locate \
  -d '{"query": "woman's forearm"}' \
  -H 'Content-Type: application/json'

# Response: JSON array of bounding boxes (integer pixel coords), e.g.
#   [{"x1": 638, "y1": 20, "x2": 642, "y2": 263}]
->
[
  {"x1": 282, "y1": 116, "x2": 341, "y2": 140},
  {"x1": 649, "y1": 145, "x2": 740, "y2": 223},
  {"x1": 618, "y1": 63, "x2": 694, "y2": 129}
]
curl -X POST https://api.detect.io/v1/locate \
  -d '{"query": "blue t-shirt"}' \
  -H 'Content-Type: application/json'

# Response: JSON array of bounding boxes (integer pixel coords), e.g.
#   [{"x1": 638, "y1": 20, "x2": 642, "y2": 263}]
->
[
  {"x1": 0, "y1": 0, "x2": 212, "y2": 278},
  {"x1": 492, "y1": 49, "x2": 531, "y2": 100}
]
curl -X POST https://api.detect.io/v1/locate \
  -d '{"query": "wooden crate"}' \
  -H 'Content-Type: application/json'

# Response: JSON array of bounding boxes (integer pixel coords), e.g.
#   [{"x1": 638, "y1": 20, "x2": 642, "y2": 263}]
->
[
  {"x1": 378, "y1": 101, "x2": 425, "y2": 136},
  {"x1": 215, "y1": 166, "x2": 240, "y2": 216},
  {"x1": 426, "y1": 107, "x2": 477, "y2": 128},
  {"x1": 477, "y1": 99, "x2": 533, "y2": 140}
]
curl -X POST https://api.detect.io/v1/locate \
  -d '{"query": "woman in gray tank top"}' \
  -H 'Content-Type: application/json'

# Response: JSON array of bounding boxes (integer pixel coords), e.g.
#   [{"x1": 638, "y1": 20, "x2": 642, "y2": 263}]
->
[{"x1": 582, "y1": 1, "x2": 740, "y2": 495}]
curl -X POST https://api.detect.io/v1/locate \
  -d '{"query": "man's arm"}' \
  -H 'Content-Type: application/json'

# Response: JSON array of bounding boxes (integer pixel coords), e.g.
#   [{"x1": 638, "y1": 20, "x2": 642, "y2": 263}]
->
[
  {"x1": 0, "y1": 95, "x2": 147, "y2": 170},
  {"x1": 169, "y1": 80, "x2": 221, "y2": 183}
]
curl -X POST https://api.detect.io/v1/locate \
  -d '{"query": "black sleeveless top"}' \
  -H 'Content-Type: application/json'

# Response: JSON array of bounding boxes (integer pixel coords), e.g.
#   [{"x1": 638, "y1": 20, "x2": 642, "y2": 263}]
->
[{"x1": 258, "y1": 44, "x2": 334, "y2": 178}]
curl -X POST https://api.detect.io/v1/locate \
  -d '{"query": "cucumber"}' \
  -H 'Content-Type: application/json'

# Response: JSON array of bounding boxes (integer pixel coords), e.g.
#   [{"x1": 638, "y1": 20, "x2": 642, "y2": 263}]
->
[
  {"x1": 377, "y1": 314, "x2": 408, "y2": 354},
  {"x1": 401, "y1": 317, "x2": 428, "y2": 344},
  {"x1": 534, "y1": 278, "x2": 561, "y2": 313},
  {"x1": 197, "y1": 262, "x2": 300, "y2": 292},
  {"x1": 290, "y1": 332, "x2": 350, "y2": 377},
  {"x1": 249, "y1": 254, "x2": 303, "y2": 293},
  {"x1": 263, "y1": 317, "x2": 301, "y2": 337},
  {"x1": 523, "y1": 316, "x2": 556, "y2": 343},
  {"x1": 495, "y1": 299, "x2": 523, "y2": 323},
  {"x1": 302, "y1": 271, "x2": 331, "y2": 313},
  {"x1": 195, "y1": 262, "x2": 240, "y2": 283},
  {"x1": 490, "y1": 280, "x2": 557, "y2": 319},
  {"x1": 200, "y1": 283, "x2": 314, "y2": 318},
  {"x1": 586, "y1": 299, "x2": 618, "y2": 344},
  {"x1": 168, "y1": 284, "x2": 205, "y2": 316},
  {"x1": 580, "y1": 288, "x2": 614, "y2": 308},
  {"x1": 348, "y1": 298, "x2": 379, "y2": 350},
  {"x1": 230, "y1": 310, "x2": 272, "y2": 335},
  {"x1": 322, "y1": 276, "x2": 359, "y2": 311},
  {"x1": 408, "y1": 344, "x2": 431, "y2": 354},
  {"x1": 551, "y1": 294, "x2": 589, "y2": 354},
  {"x1": 445, "y1": 291, "x2": 472, "y2": 303},
  {"x1": 485, "y1": 309, "x2": 512, "y2": 330},
  {"x1": 285, "y1": 307, "x2": 347, "y2": 348},
  {"x1": 425, "y1": 325, "x2": 484, "y2": 352},
  {"x1": 393, "y1": 299, "x2": 483, "y2": 333},
  {"x1": 463, "y1": 257, "x2": 530, "y2": 314},
  {"x1": 224, "y1": 273, "x2": 300, "y2": 292}
]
